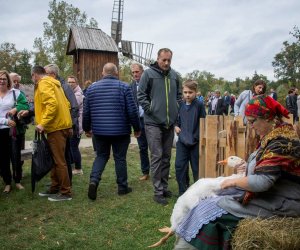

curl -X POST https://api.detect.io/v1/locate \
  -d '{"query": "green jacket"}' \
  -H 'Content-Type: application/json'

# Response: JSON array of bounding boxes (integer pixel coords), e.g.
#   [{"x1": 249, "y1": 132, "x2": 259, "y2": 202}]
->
[
  {"x1": 137, "y1": 63, "x2": 182, "y2": 128},
  {"x1": 13, "y1": 89, "x2": 30, "y2": 135}
]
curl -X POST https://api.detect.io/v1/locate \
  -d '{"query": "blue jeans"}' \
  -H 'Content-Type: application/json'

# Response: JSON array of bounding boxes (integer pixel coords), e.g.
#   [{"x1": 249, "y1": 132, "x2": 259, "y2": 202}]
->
[
  {"x1": 137, "y1": 118, "x2": 150, "y2": 175},
  {"x1": 70, "y1": 134, "x2": 82, "y2": 169},
  {"x1": 90, "y1": 134, "x2": 130, "y2": 191},
  {"x1": 175, "y1": 141, "x2": 199, "y2": 195}
]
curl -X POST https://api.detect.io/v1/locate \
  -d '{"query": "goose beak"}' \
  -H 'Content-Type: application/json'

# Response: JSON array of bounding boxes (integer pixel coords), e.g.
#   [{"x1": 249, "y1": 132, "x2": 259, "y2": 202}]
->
[{"x1": 217, "y1": 159, "x2": 228, "y2": 165}]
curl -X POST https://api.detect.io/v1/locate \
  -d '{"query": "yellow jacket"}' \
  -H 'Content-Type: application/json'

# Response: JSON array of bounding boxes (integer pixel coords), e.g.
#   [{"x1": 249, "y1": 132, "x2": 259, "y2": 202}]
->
[{"x1": 34, "y1": 76, "x2": 72, "y2": 133}]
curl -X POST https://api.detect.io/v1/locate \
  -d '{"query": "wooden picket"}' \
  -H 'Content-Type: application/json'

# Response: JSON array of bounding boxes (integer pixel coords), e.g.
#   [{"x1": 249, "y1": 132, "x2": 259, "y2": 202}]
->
[{"x1": 199, "y1": 114, "x2": 295, "y2": 178}]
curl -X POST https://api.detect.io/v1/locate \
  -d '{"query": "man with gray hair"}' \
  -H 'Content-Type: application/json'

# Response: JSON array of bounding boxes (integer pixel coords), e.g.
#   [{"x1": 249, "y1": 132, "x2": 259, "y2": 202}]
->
[
  {"x1": 83, "y1": 63, "x2": 141, "y2": 200},
  {"x1": 130, "y1": 63, "x2": 150, "y2": 181}
]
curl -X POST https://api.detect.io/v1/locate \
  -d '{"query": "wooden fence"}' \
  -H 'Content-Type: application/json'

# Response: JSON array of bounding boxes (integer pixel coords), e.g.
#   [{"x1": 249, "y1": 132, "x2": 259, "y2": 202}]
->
[{"x1": 199, "y1": 115, "x2": 294, "y2": 178}]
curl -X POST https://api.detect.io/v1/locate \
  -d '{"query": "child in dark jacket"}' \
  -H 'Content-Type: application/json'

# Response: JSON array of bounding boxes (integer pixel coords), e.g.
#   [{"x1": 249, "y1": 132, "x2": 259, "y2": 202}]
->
[{"x1": 175, "y1": 80, "x2": 206, "y2": 195}]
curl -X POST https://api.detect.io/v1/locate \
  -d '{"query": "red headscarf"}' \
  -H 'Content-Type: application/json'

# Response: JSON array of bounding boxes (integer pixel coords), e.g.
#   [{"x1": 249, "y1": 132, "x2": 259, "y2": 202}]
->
[{"x1": 245, "y1": 95, "x2": 289, "y2": 120}]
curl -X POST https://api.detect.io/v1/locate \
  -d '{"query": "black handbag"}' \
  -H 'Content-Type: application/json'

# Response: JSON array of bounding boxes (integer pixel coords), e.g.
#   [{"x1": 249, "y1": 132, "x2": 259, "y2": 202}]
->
[{"x1": 31, "y1": 131, "x2": 54, "y2": 192}]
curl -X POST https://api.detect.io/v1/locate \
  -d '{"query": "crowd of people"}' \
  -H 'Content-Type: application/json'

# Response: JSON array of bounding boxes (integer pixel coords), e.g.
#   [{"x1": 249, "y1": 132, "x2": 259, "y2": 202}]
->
[{"x1": 0, "y1": 47, "x2": 299, "y2": 249}]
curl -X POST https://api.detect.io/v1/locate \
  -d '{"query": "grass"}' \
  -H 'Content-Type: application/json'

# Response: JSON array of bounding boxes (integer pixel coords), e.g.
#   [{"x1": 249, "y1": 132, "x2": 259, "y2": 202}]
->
[
  {"x1": 25, "y1": 124, "x2": 35, "y2": 141},
  {"x1": 0, "y1": 143, "x2": 178, "y2": 249}
]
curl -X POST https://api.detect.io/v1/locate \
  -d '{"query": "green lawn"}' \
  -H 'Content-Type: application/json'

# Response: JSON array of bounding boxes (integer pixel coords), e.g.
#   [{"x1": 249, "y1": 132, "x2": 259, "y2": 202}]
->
[{"x1": 0, "y1": 145, "x2": 179, "y2": 249}]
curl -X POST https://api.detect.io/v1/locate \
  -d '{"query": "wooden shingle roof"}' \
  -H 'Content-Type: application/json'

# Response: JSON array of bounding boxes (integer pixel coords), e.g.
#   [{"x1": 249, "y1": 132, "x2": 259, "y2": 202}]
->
[{"x1": 66, "y1": 26, "x2": 119, "y2": 55}]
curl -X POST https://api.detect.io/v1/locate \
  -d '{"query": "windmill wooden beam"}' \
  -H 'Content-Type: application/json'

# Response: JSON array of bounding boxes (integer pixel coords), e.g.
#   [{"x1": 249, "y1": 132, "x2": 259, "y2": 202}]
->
[{"x1": 111, "y1": 0, "x2": 154, "y2": 66}]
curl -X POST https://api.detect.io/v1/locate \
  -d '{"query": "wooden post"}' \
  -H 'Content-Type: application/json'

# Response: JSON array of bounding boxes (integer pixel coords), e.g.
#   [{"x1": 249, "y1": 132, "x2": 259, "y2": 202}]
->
[
  {"x1": 199, "y1": 118, "x2": 206, "y2": 178},
  {"x1": 205, "y1": 116, "x2": 218, "y2": 178},
  {"x1": 236, "y1": 117, "x2": 246, "y2": 160},
  {"x1": 217, "y1": 116, "x2": 225, "y2": 176},
  {"x1": 225, "y1": 118, "x2": 238, "y2": 176}
]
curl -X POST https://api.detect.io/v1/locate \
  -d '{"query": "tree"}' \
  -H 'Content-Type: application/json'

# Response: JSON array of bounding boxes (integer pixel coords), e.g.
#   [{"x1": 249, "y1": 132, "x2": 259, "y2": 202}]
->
[
  {"x1": 33, "y1": 0, "x2": 98, "y2": 78},
  {"x1": 15, "y1": 50, "x2": 33, "y2": 84},
  {"x1": 184, "y1": 70, "x2": 216, "y2": 96},
  {"x1": 33, "y1": 38, "x2": 50, "y2": 67},
  {"x1": 118, "y1": 56, "x2": 132, "y2": 83},
  {"x1": 0, "y1": 42, "x2": 19, "y2": 72},
  {"x1": 0, "y1": 43, "x2": 32, "y2": 83},
  {"x1": 272, "y1": 26, "x2": 300, "y2": 84}
]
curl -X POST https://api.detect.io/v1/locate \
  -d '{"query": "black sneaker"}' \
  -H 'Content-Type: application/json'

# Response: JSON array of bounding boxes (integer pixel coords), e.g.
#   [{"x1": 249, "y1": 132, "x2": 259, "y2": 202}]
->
[
  {"x1": 48, "y1": 193, "x2": 72, "y2": 202},
  {"x1": 153, "y1": 195, "x2": 168, "y2": 206},
  {"x1": 88, "y1": 182, "x2": 98, "y2": 200},
  {"x1": 163, "y1": 190, "x2": 173, "y2": 198},
  {"x1": 38, "y1": 190, "x2": 58, "y2": 197},
  {"x1": 118, "y1": 187, "x2": 132, "y2": 196}
]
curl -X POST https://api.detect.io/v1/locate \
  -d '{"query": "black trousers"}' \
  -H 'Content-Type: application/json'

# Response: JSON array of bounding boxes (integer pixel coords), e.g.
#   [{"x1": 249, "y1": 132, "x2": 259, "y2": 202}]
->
[
  {"x1": 10, "y1": 133, "x2": 25, "y2": 183},
  {"x1": 0, "y1": 128, "x2": 12, "y2": 185}
]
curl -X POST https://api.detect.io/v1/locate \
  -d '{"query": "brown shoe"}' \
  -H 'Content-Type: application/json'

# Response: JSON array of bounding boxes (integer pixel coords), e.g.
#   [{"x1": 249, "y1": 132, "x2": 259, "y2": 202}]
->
[{"x1": 139, "y1": 174, "x2": 149, "y2": 181}]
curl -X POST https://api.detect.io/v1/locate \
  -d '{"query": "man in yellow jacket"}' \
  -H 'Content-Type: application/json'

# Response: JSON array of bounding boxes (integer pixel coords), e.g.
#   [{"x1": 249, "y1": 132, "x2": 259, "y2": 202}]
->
[{"x1": 31, "y1": 65, "x2": 73, "y2": 201}]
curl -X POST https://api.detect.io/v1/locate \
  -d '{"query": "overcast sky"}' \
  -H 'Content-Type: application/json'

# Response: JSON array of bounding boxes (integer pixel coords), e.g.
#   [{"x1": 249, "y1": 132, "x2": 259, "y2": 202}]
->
[{"x1": 1, "y1": 0, "x2": 300, "y2": 81}]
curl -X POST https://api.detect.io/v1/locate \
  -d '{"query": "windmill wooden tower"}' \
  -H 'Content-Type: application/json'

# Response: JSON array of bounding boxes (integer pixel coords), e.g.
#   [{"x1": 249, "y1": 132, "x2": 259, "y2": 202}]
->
[
  {"x1": 111, "y1": 0, "x2": 154, "y2": 65},
  {"x1": 66, "y1": 0, "x2": 154, "y2": 85}
]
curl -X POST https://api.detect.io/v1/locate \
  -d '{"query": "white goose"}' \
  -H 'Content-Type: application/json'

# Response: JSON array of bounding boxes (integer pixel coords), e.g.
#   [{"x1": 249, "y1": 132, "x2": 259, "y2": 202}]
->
[{"x1": 148, "y1": 156, "x2": 245, "y2": 248}]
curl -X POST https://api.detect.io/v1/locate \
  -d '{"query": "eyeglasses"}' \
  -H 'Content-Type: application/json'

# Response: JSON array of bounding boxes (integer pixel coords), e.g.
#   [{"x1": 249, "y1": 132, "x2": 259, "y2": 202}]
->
[
  {"x1": 247, "y1": 118, "x2": 257, "y2": 125},
  {"x1": 0, "y1": 78, "x2": 8, "y2": 82},
  {"x1": 68, "y1": 81, "x2": 76, "y2": 84}
]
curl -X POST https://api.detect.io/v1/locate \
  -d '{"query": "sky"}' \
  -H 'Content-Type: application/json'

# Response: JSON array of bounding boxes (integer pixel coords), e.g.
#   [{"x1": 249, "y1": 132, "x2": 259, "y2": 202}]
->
[{"x1": 1, "y1": 0, "x2": 300, "y2": 81}]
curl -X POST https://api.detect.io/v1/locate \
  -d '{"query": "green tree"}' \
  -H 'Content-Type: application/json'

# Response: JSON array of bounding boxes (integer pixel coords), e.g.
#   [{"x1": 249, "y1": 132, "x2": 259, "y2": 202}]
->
[
  {"x1": 119, "y1": 56, "x2": 132, "y2": 83},
  {"x1": 184, "y1": 70, "x2": 216, "y2": 96},
  {"x1": 0, "y1": 42, "x2": 19, "y2": 71},
  {"x1": 33, "y1": 38, "x2": 50, "y2": 67},
  {"x1": 15, "y1": 50, "x2": 33, "y2": 84},
  {"x1": 272, "y1": 26, "x2": 300, "y2": 83},
  {"x1": 0, "y1": 43, "x2": 32, "y2": 83},
  {"x1": 33, "y1": 0, "x2": 98, "y2": 78}
]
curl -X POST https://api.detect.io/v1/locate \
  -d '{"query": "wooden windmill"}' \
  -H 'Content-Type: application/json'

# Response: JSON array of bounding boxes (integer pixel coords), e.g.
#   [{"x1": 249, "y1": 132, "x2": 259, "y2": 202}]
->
[
  {"x1": 111, "y1": 0, "x2": 154, "y2": 66},
  {"x1": 66, "y1": 0, "x2": 153, "y2": 85}
]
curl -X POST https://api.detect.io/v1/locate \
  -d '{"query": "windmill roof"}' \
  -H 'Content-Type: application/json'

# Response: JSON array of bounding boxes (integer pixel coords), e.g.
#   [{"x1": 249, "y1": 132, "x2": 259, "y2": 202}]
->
[{"x1": 66, "y1": 26, "x2": 119, "y2": 55}]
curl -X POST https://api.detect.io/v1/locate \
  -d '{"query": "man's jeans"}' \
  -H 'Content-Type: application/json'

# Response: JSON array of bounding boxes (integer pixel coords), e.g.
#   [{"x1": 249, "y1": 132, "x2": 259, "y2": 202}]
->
[
  {"x1": 137, "y1": 118, "x2": 150, "y2": 175},
  {"x1": 90, "y1": 134, "x2": 130, "y2": 191},
  {"x1": 145, "y1": 125, "x2": 174, "y2": 196}
]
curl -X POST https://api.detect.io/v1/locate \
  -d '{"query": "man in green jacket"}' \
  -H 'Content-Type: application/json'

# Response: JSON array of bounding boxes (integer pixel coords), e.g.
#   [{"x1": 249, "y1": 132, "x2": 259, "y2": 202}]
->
[{"x1": 138, "y1": 48, "x2": 182, "y2": 205}]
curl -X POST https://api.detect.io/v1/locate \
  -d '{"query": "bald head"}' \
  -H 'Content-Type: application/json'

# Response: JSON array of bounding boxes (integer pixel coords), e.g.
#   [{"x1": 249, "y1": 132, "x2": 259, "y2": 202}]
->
[{"x1": 102, "y1": 63, "x2": 118, "y2": 77}]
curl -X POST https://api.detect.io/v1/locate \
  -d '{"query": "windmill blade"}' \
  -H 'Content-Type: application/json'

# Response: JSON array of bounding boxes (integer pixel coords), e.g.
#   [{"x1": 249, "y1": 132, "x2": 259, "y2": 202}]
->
[
  {"x1": 121, "y1": 40, "x2": 154, "y2": 66},
  {"x1": 111, "y1": 0, "x2": 124, "y2": 46}
]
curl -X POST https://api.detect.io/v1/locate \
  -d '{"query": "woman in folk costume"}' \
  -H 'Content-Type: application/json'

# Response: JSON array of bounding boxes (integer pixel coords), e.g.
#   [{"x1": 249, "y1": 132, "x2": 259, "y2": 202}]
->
[{"x1": 173, "y1": 95, "x2": 300, "y2": 250}]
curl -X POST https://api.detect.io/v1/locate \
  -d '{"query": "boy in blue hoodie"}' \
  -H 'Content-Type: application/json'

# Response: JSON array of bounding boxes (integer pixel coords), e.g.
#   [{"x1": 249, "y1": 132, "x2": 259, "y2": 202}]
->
[{"x1": 175, "y1": 80, "x2": 206, "y2": 195}]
